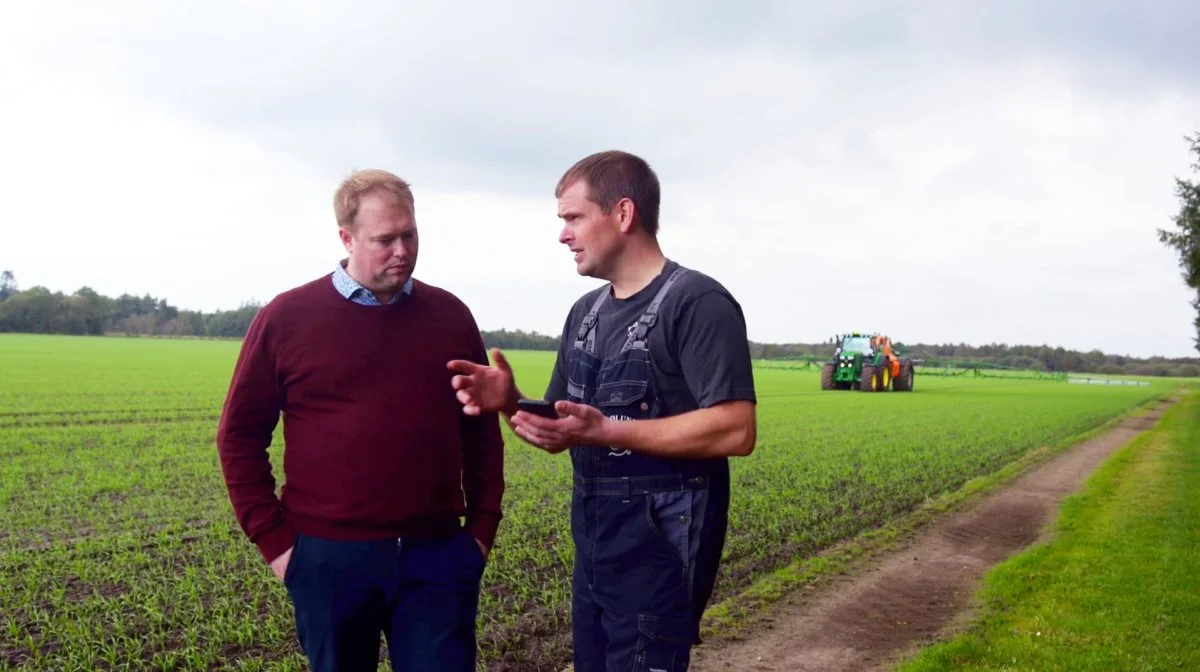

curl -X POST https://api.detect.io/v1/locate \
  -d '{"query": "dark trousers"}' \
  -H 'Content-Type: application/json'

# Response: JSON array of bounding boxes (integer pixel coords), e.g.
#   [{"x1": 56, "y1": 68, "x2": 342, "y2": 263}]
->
[
  {"x1": 570, "y1": 479, "x2": 727, "y2": 672},
  {"x1": 282, "y1": 527, "x2": 486, "y2": 672}
]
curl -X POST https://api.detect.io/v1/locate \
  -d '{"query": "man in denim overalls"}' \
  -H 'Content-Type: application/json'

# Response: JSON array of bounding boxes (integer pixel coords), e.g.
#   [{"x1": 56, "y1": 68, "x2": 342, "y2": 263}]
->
[{"x1": 449, "y1": 150, "x2": 757, "y2": 671}]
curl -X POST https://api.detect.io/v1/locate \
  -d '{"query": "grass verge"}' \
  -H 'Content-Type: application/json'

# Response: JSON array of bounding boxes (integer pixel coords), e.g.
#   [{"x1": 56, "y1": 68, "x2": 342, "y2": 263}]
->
[
  {"x1": 699, "y1": 389, "x2": 1181, "y2": 643},
  {"x1": 890, "y1": 391, "x2": 1200, "y2": 671}
]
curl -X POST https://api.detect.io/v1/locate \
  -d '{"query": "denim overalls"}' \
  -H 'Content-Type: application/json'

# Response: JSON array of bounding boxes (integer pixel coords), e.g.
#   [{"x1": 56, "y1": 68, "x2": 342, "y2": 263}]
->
[{"x1": 566, "y1": 266, "x2": 730, "y2": 672}]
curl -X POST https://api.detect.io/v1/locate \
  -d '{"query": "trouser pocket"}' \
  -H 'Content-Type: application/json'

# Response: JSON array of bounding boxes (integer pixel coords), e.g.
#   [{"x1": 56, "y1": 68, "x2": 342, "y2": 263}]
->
[
  {"x1": 633, "y1": 614, "x2": 695, "y2": 672},
  {"x1": 643, "y1": 490, "x2": 698, "y2": 590},
  {"x1": 590, "y1": 492, "x2": 694, "y2": 615},
  {"x1": 452, "y1": 527, "x2": 487, "y2": 582}
]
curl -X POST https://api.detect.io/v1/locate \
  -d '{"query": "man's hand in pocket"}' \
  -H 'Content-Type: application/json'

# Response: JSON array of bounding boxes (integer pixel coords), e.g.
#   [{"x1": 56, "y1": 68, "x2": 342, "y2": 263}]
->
[{"x1": 270, "y1": 546, "x2": 293, "y2": 580}]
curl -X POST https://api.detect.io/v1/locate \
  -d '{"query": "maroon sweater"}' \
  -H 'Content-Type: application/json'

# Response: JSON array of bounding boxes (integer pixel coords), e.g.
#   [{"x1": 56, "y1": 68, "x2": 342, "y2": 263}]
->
[{"x1": 215, "y1": 275, "x2": 505, "y2": 563}]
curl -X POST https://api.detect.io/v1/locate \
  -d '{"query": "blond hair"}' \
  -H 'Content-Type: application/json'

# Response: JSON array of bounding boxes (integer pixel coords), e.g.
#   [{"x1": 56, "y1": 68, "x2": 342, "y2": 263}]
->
[{"x1": 333, "y1": 169, "x2": 414, "y2": 229}]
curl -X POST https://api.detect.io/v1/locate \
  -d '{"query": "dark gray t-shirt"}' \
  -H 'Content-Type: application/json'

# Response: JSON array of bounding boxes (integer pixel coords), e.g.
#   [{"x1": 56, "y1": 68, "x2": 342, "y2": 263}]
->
[{"x1": 544, "y1": 260, "x2": 757, "y2": 416}]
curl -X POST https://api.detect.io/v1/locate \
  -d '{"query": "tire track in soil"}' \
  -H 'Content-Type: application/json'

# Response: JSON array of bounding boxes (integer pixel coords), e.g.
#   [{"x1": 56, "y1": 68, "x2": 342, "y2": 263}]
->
[{"x1": 689, "y1": 401, "x2": 1173, "y2": 672}]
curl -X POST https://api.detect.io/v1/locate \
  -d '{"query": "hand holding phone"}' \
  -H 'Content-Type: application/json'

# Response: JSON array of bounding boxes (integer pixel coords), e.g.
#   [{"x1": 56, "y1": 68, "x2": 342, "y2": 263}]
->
[{"x1": 516, "y1": 399, "x2": 559, "y2": 419}]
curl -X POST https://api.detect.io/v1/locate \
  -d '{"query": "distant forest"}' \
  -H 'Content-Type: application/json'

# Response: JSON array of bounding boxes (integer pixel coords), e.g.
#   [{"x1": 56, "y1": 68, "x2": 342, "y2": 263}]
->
[{"x1": 2, "y1": 269, "x2": 1199, "y2": 378}]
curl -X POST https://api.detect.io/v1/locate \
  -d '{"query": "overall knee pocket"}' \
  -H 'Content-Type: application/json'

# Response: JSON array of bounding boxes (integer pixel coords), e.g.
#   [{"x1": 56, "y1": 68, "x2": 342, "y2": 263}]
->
[{"x1": 634, "y1": 614, "x2": 695, "y2": 672}]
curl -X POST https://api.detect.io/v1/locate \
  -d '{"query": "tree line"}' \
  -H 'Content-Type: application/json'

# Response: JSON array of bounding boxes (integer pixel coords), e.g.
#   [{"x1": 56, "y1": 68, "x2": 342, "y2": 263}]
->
[
  {"x1": 1, "y1": 269, "x2": 1197, "y2": 377},
  {"x1": 0, "y1": 271, "x2": 261, "y2": 339}
]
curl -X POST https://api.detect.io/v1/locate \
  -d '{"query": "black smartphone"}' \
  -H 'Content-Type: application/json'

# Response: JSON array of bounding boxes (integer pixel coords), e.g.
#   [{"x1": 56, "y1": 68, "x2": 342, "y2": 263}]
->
[{"x1": 517, "y1": 399, "x2": 559, "y2": 419}]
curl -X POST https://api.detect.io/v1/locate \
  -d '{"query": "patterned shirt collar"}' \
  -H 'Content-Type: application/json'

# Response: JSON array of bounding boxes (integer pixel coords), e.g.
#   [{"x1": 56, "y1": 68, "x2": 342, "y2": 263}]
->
[{"x1": 332, "y1": 259, "x2": 413, "y2": 305}]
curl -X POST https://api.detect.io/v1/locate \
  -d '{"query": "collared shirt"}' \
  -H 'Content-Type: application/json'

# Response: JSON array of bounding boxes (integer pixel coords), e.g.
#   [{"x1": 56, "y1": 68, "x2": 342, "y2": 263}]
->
[{"x1": 332, "y1": 259, "x2": 413, "y2": 306}]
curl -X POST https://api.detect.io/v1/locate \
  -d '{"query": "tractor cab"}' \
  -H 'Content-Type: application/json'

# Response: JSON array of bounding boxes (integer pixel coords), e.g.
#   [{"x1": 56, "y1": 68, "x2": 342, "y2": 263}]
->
[{"x1": 837, "y1": 335, "x2": 874, "y2": 356}]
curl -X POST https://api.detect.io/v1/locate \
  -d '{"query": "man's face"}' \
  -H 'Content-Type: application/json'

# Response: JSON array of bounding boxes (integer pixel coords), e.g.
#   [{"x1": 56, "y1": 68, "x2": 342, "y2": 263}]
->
[
  {"x1": 339, "y1": 189, "x2": 418, "y2": 298},
  {"x1": 557, "y1": 179, "x2": 623, "y2": 279}
]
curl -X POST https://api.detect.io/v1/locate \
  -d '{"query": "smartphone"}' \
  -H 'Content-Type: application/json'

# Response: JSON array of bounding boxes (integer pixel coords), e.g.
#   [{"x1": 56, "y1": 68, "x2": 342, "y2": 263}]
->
[{"x1": 517, "y1": 399, "x2": 559, "y2": 419}]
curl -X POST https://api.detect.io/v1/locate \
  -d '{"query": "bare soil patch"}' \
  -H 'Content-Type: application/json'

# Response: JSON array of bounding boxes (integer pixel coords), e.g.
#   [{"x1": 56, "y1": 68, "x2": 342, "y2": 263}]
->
[{"x1": 690, "y1": 402, "x2": 1171, "y2": 672}]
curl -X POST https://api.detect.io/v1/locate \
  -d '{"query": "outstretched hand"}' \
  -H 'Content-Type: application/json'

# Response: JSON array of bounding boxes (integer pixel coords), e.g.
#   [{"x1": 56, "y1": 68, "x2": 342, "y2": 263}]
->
[
  {"x1": 512, "y1": 400, "x2": 609, "y2": 453},
  {"x1": 447, "y1": 348, "x2": 516, "y2": 416}
]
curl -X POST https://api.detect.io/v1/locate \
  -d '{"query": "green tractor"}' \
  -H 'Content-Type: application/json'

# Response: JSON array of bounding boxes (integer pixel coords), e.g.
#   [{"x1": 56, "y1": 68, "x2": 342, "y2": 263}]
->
[{"x1": 821, "y1": 332, "x2": 916, "y2": 392}]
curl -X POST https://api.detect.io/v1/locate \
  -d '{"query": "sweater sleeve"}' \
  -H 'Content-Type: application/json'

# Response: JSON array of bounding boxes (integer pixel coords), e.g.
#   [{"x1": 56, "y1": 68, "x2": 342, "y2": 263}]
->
[
  {"x1": 215, "y1": 305, "x2": 295, "y2": 563},
  {"x1": 457, "y1": 310, "x2": 506, "y2": 549}
]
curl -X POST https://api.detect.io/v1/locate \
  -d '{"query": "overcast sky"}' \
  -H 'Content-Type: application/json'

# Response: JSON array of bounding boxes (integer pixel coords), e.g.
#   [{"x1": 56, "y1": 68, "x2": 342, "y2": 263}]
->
[{"x1": 2, "y1": 1, "x2": 1198, "y2": 358}]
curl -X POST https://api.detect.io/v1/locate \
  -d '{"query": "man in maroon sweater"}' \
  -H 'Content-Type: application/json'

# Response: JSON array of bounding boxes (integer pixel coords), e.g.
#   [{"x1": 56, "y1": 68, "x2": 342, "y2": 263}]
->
[{"x1": 215, "y1": 169, "x2": 505, "y2": 672}]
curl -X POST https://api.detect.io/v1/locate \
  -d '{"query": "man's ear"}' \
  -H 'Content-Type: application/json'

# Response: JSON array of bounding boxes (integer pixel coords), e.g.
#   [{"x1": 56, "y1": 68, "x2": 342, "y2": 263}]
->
[
  {"x1": 338, "y1": 226, "x2": 353, "y2": 252},
  {"x1": 615, "y1": 198, "x2": 638, "y2": 234}
]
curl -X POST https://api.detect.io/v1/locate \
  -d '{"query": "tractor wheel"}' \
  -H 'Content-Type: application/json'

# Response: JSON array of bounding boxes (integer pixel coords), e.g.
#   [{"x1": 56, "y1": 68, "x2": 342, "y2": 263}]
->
[
  {"x1": 859, "y1": 364, "x2": 877, "y2": 391},
  {"x1": 878, "y1": 361, "x2": 892, "y2": 391},
  {"x1": 895, "y1": 362, "x2": 915, "y2": 391},
  {"x1": 821, "y1": 363, "x2": 835, "y2": 390}
]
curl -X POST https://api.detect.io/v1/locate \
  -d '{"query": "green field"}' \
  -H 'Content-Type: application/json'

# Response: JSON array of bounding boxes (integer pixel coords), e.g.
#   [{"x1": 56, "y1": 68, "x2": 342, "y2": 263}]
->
[
  {"x1": 0, "y1": 333, "x2": 1182, "y2": 671},
  {"x1": 895, "y1": 391, "x2": 1200, "y2": 671}
]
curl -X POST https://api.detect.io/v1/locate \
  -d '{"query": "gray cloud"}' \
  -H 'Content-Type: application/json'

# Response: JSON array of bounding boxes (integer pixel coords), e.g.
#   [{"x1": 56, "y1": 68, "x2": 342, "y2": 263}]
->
[
  {"x1": 19, "y1": 0, "x2": 1197, "y2": 193},
  {"x1": 940, "y1": 0, "x2": 1200, "y2": 88},
  {"x1": 3, "y1": 1, "x2": 1199, "y2": 356}
]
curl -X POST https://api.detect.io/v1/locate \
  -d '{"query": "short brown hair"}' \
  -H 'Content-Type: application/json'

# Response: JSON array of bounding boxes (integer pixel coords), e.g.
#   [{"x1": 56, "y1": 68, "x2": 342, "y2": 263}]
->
[
  {"x1": 333, "y1": 169, "x2": 414, "y2": 229},
  {"x1": 555, "y1": 150, "x2": 660, "y2": 236}
]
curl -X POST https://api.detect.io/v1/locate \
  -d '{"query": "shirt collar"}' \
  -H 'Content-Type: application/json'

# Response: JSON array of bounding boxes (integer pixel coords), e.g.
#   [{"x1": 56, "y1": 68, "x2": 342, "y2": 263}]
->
[{"x1": 332, "y1": 259, "x2": 413, "y2": 304}]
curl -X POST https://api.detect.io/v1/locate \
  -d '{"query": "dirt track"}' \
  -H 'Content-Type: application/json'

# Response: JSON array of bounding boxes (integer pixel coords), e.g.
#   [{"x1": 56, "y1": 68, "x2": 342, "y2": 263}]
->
[{"x1": 689, "y1": 401, "x2": 1172, "y2": 672}]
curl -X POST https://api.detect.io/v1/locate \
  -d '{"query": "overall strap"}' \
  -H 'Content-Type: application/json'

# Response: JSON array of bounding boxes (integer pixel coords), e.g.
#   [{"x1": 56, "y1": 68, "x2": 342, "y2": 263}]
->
[
  {"x1": 621, "y1": 267, "x2": 688, "y2": 352},
  {"x1": 572, "y1": 286, "x2": 611, "y2": 354}
]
